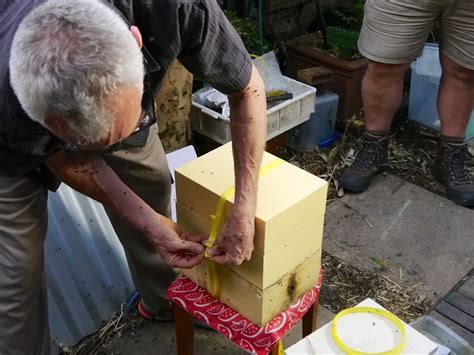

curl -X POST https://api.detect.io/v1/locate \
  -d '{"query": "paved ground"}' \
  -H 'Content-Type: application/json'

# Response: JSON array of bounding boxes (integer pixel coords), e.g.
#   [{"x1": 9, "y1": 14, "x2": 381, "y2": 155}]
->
[
  {"x1": 101, "y1": 306, "x2": 335, "y2": 354},
  {"x1": 57, "y1": 173, "x2": 472, "y2": 353},
  {"x1": 324, "y1": 174, "x2": 473, "y2": 303},
  {"x1": 322, "y1": 173, "x2": 473, "y2": 347}
]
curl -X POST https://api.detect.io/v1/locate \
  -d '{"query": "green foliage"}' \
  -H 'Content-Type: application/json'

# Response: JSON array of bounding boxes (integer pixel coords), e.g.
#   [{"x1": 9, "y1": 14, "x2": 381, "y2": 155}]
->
[
  {"x1": 326, "y1": 26, "x2": 361, "y2": 59},
  {"x1": 224, "y1": 10, "x2": 272, "y2": 56},
  {"x1": 292, "y1": 26, "x2": 361, "y2": 60},
  {"x1": 332, "y1": 0, "x2": 365, "y2": 31}
]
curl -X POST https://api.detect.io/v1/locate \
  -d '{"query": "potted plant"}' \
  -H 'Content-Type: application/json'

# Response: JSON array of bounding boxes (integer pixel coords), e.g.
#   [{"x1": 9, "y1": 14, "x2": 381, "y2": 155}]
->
[{"x1": 285, "y1": 0, "x2": 368, "y2": 126}]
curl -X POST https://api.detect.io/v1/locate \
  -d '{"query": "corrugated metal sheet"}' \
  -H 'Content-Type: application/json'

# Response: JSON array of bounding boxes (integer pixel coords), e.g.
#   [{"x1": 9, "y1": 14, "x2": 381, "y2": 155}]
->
[{"x1": 45, "y1": 185, "x2": 134, "y2": 346}]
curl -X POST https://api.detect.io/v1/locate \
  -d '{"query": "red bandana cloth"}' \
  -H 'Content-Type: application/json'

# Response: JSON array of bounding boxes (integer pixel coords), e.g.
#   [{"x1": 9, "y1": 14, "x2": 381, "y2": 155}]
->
[{"x1": 166, "y1": 268, "x2": 323, "y2": 354}]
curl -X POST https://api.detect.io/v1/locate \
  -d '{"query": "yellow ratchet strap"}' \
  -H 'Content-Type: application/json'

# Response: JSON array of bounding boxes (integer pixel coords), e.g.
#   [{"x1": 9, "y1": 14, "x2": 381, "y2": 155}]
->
[
  {"x1": 331, "y1": 307, "x2": 406, "y2": 355},
  {"x1": 204, "y1": 158, "x2": 285, "y2": 297},
  {"x1": 277, "y1": 340, "x2": 285, "y2": 355}
]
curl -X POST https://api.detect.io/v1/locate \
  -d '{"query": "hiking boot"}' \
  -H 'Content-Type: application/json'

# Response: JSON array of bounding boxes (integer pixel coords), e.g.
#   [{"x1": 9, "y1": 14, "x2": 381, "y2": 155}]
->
[
  {"x1": 341, "y1": 132, "x2": 390, "y2": 192},
  {"x1": 432, "y1": 140, "x2": 474, "y2": 207}
]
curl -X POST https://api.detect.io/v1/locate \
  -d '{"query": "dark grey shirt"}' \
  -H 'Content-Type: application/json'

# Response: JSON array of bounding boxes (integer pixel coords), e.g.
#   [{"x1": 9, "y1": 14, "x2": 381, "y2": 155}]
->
[{"x1": 0, "y1": 0, "x2": 252, "y2": 177}]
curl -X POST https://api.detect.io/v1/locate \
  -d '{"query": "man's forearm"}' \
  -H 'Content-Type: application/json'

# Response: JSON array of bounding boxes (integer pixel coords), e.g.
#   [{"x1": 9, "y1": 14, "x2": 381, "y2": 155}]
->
[
  {"x1": 47, "y1": 150, "x2": 206, "y2": 268},
  {"x1": 228, "y1": 64, "x2": 267, "y2": 218},
  {"x1": 47, "y1": 151, "x2": 166, "y2": 235}
]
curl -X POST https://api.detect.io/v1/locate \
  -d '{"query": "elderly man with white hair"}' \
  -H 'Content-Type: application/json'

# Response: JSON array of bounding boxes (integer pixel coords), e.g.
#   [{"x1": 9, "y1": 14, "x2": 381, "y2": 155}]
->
[{"x1": 0, "y1": 0, "x2": 267, "y2": 353}]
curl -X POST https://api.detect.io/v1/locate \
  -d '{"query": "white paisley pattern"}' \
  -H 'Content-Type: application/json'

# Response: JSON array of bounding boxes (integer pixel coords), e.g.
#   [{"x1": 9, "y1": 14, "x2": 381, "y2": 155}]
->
[{"x1": 166, "y1": 269, "x2": 323, "y2": 355}]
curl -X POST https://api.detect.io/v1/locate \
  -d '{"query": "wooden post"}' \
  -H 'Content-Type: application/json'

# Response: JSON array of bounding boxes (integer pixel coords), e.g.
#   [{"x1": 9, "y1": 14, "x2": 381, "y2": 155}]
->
[
  {"x1": 302, "y1": 303, "x2": 319, "y2": 337},
  {"x1": 172, "y1": 303, "x2": 194, "y2": 355},
  {"x1": 155, "y1": 60, "x2": 193, "y2": 152}
]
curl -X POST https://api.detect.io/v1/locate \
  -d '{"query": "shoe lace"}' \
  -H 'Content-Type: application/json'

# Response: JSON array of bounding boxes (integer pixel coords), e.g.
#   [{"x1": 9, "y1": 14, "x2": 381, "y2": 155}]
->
[
  {"x1": 447, "y1": 144, "x2": 472, "y2": 186},
  {"x1": 352, "y1": 137, "x2": 386, "y2": 170}
]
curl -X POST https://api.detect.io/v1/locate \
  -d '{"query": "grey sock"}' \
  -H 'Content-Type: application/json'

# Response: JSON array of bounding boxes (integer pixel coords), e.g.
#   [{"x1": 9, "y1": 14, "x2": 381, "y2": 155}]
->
[
  {"x1": 365, "y1": 129, "x2": 390, "y2": 139},
  {"x1": 440, "y1": 134, "x2": 465, "y2": 144}
]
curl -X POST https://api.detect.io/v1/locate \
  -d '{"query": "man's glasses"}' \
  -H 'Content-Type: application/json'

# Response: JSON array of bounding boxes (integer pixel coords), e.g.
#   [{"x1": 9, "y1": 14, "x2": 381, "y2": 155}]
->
[
  {"x1": 134, "y1": 109, "x2": 156, "y2": 135},
  {"x1": 128, "y1": 55, "x2": 157, "y2": 137}
]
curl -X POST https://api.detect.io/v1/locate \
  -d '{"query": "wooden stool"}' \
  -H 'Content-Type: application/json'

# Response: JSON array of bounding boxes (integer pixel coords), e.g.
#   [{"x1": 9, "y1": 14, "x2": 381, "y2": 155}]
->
[
  {"x1": 166, "y1": 272, "x2": 323, "y2": 355},
  {"x1": 172, "y1": 301, "x2": 319, "y2": 354}
]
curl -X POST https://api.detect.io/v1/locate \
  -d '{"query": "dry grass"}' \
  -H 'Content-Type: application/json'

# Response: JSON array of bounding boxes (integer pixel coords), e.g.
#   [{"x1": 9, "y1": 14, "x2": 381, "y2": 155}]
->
[
  {"x1": 279, "y1": 117, "x2": 364, "y2": 201},
  {"x1": 58, "y1": 305, "x2": 148, "y2": 354},
  {"x1": 280, "y1": 116, "x2": 473, "y2": 200},
  {"x1": 320, "y1": 251, "x2": 431, "y2": 323}
]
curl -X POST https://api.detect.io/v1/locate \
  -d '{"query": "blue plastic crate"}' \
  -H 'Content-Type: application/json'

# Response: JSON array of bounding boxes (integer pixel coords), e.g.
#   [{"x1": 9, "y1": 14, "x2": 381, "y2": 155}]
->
[
  {"x1": 409, "y1": 43, "x2": 474, "y2": 141},
  {"x1": 286, "y1": 90, "x2": 339, "y2": 150}
]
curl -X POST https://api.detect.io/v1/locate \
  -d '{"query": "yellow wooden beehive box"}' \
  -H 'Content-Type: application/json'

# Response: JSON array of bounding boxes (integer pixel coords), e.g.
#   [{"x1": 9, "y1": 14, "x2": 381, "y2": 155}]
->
[{"x1": 176, "y1": 143, "x2": 328, "y2": 326}]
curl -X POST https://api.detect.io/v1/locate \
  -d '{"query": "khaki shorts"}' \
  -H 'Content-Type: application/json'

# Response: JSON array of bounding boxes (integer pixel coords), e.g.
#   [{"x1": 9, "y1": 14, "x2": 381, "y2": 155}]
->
[{"x1": 358, "y1": 0, "x2": 474, "y2": 69}]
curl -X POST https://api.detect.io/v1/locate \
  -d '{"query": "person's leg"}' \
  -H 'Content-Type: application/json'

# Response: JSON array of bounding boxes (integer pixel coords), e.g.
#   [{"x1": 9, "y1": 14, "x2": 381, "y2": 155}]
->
[
  {"x1": 342, "y1": 0, "x2": 440, "y2": 192},
  {"x1": 362, "y1": 61, "x2": 410, "y2": 132},
  {"x1": 431, "y1": 0, "x2": 474, "y2": 206},
  {"x1": 101, "y1": 124, "x2": 177, "y2": 315},
  {"x1": 341, "y1": 62, "x2": 409, "y2": 192},
  {"x1": 438, "y1": 55, "x2": 474, "y2": 138},
  {"x1": 0, "y1": 176, "x2": 50, "y2": 355}
]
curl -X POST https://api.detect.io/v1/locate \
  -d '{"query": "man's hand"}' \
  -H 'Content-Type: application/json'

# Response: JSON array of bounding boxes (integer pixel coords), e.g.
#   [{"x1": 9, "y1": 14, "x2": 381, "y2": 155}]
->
[
  {"x1": 207, "y1": 211, "x2": 255, "y2": 265},
  {"x1": 148, "y1": 215, "x2": 207, "y2": 268}
]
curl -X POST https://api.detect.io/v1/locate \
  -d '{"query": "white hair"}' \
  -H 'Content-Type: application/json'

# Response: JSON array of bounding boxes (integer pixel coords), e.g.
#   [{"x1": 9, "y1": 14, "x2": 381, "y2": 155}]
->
[{"x1": 9, "y1": 0, "x2": 145, "y2": 144}]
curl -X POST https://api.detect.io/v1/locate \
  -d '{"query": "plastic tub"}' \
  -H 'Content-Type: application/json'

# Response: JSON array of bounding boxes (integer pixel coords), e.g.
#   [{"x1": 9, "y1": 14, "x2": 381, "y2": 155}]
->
[
  {"x1": 286, "y1": 90, "x2": 339, "y2": 151},
  {"x1": 190, "y1": 76, "x2": 316, "y2": 144},
  {"x1": 409, "y1": 43, "x2": 474, "y2": 141}
]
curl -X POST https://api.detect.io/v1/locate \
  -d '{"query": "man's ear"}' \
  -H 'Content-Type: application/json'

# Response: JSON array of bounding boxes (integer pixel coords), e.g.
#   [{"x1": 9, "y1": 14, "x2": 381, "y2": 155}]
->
[{"x1": 130, "y1": 26, "x2": 143, "y2": 49}]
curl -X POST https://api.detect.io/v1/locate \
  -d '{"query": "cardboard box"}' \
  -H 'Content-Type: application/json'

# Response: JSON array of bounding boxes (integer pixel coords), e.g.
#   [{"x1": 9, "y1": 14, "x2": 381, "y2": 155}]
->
[{"x1": 176, "y1": 143, "x2": 327, "y2": 325}]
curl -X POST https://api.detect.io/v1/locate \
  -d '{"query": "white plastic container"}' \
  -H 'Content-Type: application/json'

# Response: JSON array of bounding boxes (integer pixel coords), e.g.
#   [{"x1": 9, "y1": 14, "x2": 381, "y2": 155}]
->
[
  {"x1": 409, "y1": 43, "x2": 474, "y2": 141},
  {"x1": 190, "y1": 76, "x2": 317, "y2": 144}
]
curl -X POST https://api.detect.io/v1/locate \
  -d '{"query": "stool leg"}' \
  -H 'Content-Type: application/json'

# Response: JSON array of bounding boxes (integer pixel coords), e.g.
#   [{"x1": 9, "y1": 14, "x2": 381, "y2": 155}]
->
[
  {"x1": 172, "y1": 303, "x2": 194, "y2": 355},
  {"x1": 302, "y1": 303, "x2": 319, "y2": 337}
]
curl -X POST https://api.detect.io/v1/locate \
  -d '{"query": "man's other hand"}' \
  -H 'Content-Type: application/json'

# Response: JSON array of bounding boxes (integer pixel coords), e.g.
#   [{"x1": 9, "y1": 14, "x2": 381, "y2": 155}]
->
[{"x1": 149, "y1": 216, "x2": 207, "y2": 268}]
